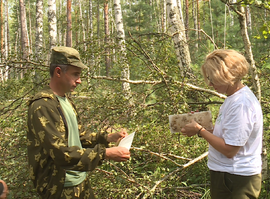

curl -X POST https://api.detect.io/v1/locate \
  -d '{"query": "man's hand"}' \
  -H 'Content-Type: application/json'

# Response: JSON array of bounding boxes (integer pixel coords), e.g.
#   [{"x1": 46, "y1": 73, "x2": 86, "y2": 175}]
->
[
  {"x1": 107, "y1": 129, "x2": 128, "y2": 143},
  {"x1": 105, "y1": 146, "x2": 130, "y2": 162}
]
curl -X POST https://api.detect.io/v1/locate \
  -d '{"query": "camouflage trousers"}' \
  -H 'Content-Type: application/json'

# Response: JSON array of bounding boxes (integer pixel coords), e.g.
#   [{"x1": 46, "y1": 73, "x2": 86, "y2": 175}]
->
[{"x1": 60, "y1": 178, "x2": 96, "y2": 199}]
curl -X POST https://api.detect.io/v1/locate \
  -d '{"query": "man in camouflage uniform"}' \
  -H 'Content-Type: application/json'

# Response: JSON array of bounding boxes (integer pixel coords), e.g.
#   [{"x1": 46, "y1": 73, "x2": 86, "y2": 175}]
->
[{"x1": 27, "y1": 46, "x2": 130, "y2": 199}]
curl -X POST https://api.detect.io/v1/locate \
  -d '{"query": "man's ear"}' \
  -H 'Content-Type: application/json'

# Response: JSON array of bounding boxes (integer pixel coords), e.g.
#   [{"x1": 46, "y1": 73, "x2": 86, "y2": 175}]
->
[{"x1": 55, "y1": 67, "x2": 61, "y2": 77}]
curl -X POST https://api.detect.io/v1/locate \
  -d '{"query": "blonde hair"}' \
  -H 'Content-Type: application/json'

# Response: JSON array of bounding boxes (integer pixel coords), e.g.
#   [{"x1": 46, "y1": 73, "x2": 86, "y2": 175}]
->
[{"x1": 201, "y1": 49, "x2": 249, "y2": 86}]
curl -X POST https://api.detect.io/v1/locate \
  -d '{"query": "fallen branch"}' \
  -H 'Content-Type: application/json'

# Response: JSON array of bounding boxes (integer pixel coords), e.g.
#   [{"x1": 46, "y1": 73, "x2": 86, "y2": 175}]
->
[
  {"x1": 142, "y1": 151, "x2": 209, "y2": 199},
  {"x1": 105, "y1": 161, "x2": 150, "y2": 192},
  {"x1": 133, "y1": 147, "x2": 191, "y2": 167}
]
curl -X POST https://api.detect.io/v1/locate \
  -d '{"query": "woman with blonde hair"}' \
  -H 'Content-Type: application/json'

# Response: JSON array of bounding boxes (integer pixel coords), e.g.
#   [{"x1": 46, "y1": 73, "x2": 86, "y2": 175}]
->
[{"x1": 181, "y1": 49, "x2": 263, "y2": 199}]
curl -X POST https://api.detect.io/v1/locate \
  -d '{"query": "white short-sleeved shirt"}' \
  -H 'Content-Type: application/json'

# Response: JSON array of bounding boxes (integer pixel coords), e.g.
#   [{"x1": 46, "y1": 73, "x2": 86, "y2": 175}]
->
[{"x1": 208, "y1": 86, "x2": 263, "y2": 175}]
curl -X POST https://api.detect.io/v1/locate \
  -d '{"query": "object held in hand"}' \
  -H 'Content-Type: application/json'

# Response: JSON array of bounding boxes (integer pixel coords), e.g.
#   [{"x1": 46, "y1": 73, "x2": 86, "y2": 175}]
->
[{"x1": 169, "y1": 111, "x2": 213, "y2": 133}]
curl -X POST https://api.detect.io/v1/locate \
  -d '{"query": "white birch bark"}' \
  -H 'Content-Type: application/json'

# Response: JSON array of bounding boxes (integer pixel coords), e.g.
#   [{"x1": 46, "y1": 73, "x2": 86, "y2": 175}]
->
[
  {"x1": 48, "y1": 0, "x2": 57, "y2": 48},
  {"x1": 237, "y1": 5, "x2": 260, "y2": 101},
  {"x1": 89, "y1": 0, "x2": 93, "y2": 39},
  {"x1": 163, "y1": 0, "x2": 166, "y2": 32},
  {"x1": 192, "y1": 0, "x2": 198, "y2": 49},
  {"x1": 166, "y1": 0, "x2": 191, "y2": 76},
  {"x1": 34, "y1": 0, "x2": 43, "y2": 85},
  {"x1": 176, "y1": 0, "x2": 184, "y2": 24},
  {"x1": 114, "y1": 0, "x2": 133, "y2": 106},
  {"x1": 246, "y1": 5, "x2": 252, "y2": 34},
  {"x1": 36, "y1": 0, "x2": 43, "y2": 55}
]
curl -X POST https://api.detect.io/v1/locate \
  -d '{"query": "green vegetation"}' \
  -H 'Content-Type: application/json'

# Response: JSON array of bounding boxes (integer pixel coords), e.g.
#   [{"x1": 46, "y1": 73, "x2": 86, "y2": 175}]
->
[
  {"x1": 1, "y1": 28, "x2": 270, "y2": 198},
  {"x1": 1, "y1": 0, "x2": 270, "y2": 198}
]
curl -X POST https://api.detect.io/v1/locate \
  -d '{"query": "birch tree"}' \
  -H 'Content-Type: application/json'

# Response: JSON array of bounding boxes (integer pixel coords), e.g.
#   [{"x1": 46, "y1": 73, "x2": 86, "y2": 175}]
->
[
  {"x1": 222, "y1": 1, "x2": 265, "y2": 180},
  {"x1": 162, "y1": 0, "x2": 166, "y2": 32},
  {"x1": 192, "y1": 0, "x2": 198, "y2": 49},
  {"x1": 237, "y1": 5, "x2": 260, "y2": 101},
  {"x1": 237, "y1": 6, "x2": 266, "y2": 180},
  {"x1": 48, "y1": 0, "x2": 57, "y2": 48},
  {"x1": 0, "y1": 0, "x2": 3, "y2": 61},
  {"x1": 78, "y1": 0, "x2": 86, "y2": 50},
  {"x1": 197, "y1": 0, "x2": 200, "y2": 39},
  {"x1": 184, "y1": 0, "x2": 189, "y2": 40},
  {"x1": 166, "y1": 0, "x2": 191, "y2": 77},
  {"x1": 89, "y1": 0, "x2": 93, "y2": 39},
  {"x1": 66, "y1": 0, "x2": 72, "y2": 47},
  {"x1": 34, "y1": 0, "x2": 43, "y2": 86},
  {"x1": 114, "y1": 0, "x2": 133, "y2": 106},
  {"x1": 176, "y1": 0, "x2": 184, "y2": 24},
  {"x1": 36, "y1": 0, "x2": 43, "y2": 55},
  {"x1": 246, "y1": 6, "x2": 252, "y2": 33}
]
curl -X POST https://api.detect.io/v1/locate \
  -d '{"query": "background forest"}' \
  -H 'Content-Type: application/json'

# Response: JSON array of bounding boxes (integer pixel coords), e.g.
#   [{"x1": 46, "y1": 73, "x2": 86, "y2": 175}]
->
[{"x1": 1, "y1": 0, "x2": 270, "y2": 198}]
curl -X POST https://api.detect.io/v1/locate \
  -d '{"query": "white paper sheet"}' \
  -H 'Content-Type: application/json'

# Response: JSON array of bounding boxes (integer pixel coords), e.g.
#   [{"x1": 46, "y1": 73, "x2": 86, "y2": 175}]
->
[{"x1": 118, "y1": 132, "x2": 135, "y2": 150}]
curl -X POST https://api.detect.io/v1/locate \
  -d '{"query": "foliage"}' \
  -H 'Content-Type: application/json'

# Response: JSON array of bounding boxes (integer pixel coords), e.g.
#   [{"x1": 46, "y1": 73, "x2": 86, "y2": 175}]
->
[{"x1": 1, "y1": 0, "x2": 270, "y2": 198}]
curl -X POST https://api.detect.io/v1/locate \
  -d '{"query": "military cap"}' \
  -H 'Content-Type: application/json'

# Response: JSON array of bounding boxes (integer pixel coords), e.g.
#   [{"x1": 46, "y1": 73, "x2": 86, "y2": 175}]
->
[{"x1": 51, "y1": 46, "x2": 87, "y2": 69}]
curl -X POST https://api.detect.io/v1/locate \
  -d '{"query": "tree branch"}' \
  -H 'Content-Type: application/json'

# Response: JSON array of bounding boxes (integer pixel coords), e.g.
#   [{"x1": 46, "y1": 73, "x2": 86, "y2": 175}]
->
[
  {"x1": 142, "y1": 151, "x2": 209, "y2": 199},
  {"x1": 91, "y1": 75, "x2": 227, "y2": 99}
]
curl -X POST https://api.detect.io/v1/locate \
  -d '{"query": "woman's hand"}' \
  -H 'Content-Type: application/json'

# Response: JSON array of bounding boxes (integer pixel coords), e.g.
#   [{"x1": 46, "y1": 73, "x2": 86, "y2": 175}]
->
[
  {"x1": 107, "y1": 128, "x2": 128, "y2": 143},
  {"x1": 181, "y1": 120, "x2": 202, "y2": 137}
]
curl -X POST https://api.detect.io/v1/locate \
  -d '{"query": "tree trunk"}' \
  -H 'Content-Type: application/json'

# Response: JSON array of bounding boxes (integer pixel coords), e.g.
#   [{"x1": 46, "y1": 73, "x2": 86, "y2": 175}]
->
[
  {"x1": 184, "y1": 0, "x2": 189, "y2": 40},
  {"x1": 166, "y1": 0, "x2": 191, "y2": 77},
  {"x1": 19, "y1": 0, "x2": 29, "y2": 60},
  {"x1": 192, "y1": 0, "x2": 198, "y2": 49},
  {"x1": 197, "y1": 0, "x2": 200, "y2": 39},
  {"x1": 237, "y1": 5, "x2": 266, "y2": 180},
  {"x1": 75, "y1": 5, "x2": 78, "y2": 45},
  {"x1": 246, "y1": 6, "x2": 252, "y2": 34},
  {"x1": 0, "y1": 0, "x2": 4, "y2": 61},
  {"x1": 209, "y1": 0, "x2": 214, "y2": 43},
  {"x1": 89, "y1": 0, "x2": 93, "y2": 39},
  {"x1": 97, "y1": 0, "x2": 101, "y2": 73},
  {"x1": 78, "y1": 0, "x2": 86, "y2": 50},
  {"x1": 35, "y1": 0, "x2": 43, "y2": 87},
  {"x1": 57, "y1": 0, "x2": 62, "y2": 45},
  {"x1": 237, "y1": 5, "x2": 260, "y2": 101},
  {"x1": 114, "y1": 0, "x2": 134, "y2": 107},
  {"x1": 162, "y1": 0, "x2": 166, "y2": 32},
  {"x1": 28, "y1": 0, "x2": 32, "y2": 53},
  {"x1": 176, "y1": 0, "x2": 184, "y2": 24},
  {"x1": 87, "y1": 0, "x2": 94, "y2": 83},
  {"x1": 97, "y1": 1, "x2": 100, "y2": 43},
  {"x1": 66, "y1": 0, "x2": 72, "y2": 47},
  {"x1": 48, "y1": 0, "x2": 57, "y2": 48},
  {"x1": 36, "y1": 0, "x2": 43, "y2": 55},
  {"x1": 4, "y1": 0, "x2": 8, "y2": 80},
  {"x1": 104, "y1": 0, "x2": 110, "y2": 76}
]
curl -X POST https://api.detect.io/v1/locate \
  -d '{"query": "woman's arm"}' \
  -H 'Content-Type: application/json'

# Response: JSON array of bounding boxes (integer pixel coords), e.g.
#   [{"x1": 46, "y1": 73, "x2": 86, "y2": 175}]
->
[{"x1": 181, "y1": 120, "x2": 240, "y2": 158}]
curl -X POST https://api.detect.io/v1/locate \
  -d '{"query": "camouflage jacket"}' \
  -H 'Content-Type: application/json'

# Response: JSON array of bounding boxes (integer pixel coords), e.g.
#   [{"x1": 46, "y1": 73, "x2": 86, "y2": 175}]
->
[{"x1": 27, "y1": 87, "x2": 109, "y2": 199}]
